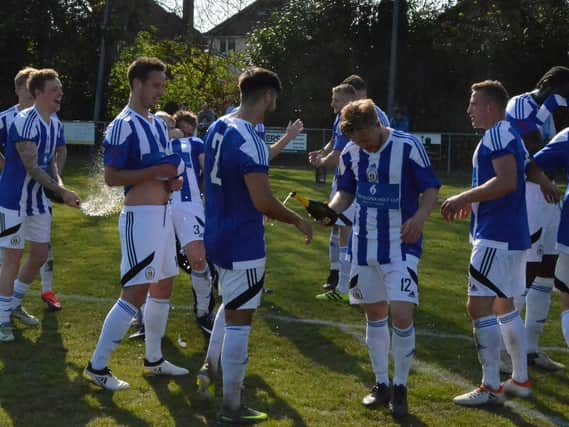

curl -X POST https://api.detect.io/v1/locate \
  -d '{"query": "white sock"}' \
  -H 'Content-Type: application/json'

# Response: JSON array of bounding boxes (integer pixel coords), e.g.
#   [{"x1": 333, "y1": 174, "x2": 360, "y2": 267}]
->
[
  {"x1": 474, "y1": 315, "x2": 501, "y2": 390},
  {"x1": 144, "y1": 297, "x2": 170, "y2": 363},
  {"x1": 336, "y1": 246, "x2": 350, "y2": 295},
  {"x1": 392, "y1": 324, "x2": 415, "y2": 386},
  {"x1": 206, "y1": 303, "x2": 225, "y2": 375},
  {"x1": 221, "y1": 325, "x2": 250, "y2": 412},
  {"x1": 366, "y1": 317, "x2": 390, "y2": 385},
  {"x1": 191, "y1": 266, "x2": 212, "y2": 317},
  {"x1": 525, "y1": 277, "x2": 553, "y2": 353},
  {"x1": 11, "y1": 279, "x2": 31, "y2": 309},
  {"x1": 329, "y1": 229, "x2": 339, "y2": 271},
  {"x1": 90, "y1": 299, "x2": 137, "y2": 370},
  {"x1": 40, "y1": 244, "x2": 54, "y2": 293},
  {"x1": 0, "y1": 296, "x2": 12, "y2": 324},
  {"x1": 498, "y1": 310, "x2": 528, "y2": 383},
  {"x1": 562, "y1": 310, "x2": 569, "y2": 348}
]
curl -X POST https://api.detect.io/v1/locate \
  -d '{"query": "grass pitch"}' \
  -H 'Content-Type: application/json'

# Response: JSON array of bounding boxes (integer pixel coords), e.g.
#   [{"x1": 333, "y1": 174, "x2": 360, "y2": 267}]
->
[{"x1": 0, "y1": 154, "x2": 567, "y2": 427}]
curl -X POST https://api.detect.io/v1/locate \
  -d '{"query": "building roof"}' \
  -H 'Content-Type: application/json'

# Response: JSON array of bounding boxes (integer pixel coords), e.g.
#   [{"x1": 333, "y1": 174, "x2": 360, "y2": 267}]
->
[{"x1": 206, "y1": 0, "x2": 287, "y2": 37}]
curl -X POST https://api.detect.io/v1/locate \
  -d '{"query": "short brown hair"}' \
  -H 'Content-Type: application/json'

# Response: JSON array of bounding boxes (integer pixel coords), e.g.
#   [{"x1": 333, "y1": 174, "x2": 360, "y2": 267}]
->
[
  {"x1": 173, "y1": 110, "x2": 197, "y2": 128},
  {"x1": 127, "y1": 57, "x2": 166, "y2": 89},
  {"x1": 340, "y1": 99, "x2": 379, "y2": 136},
  {"x1": 238, "y1": 67, "x2": 282, "y2": 102},
  {"x1": 333, "y1": 83, "x2": 357, "y2": 99},
  {"x1": 27, "y1": 69, "x2": 59, "y2": 98},
  {"x1": 342, "y1": 74, "x2": 367, "y2": 92},
  {"x1": 14, "y1": 67, "x2": 37, "y2": 89},
  {"x1": 471, "y1": 80, "x2": 509, "y2": 110}
]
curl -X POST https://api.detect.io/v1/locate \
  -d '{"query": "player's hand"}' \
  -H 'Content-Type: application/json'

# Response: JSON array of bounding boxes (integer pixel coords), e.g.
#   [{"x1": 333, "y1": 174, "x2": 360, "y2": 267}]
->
[
  {"x1": 62, "y1": 189, "x2": 81, "y2": 209},
  {"x1": 441, "y1": 194, "x2": 469, "y2": 221},
  {"x1": 540, "y1": 181, "x2": 560, "y2": 204},
  {"x1": 401, "y1": 212, "x2": 427, "y2": 244},
  {"x1": 294, "y1": 217, "x2": 313, "y2": 244},
  {"x1": 168, "y1": 176, "x2": 183, "y2": 192},
  {"x1": 308, "y1": 149, "x2": 322, "y2": 165},
  {"x1": 153, "y1": 164, "x2": 177, "y2": 180},
  {"x1": 285, "y1": 119, "x2": 304, "y2": 140},
  {"x1": 309, "y1": 153, "x2": 324, "y2": 168}
]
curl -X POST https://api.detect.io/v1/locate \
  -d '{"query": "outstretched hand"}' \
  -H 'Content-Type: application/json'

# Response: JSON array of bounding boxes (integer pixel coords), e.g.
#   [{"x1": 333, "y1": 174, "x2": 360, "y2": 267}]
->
[{"x1": 441, "y1": 194, "x2": 471, "y2": 222}]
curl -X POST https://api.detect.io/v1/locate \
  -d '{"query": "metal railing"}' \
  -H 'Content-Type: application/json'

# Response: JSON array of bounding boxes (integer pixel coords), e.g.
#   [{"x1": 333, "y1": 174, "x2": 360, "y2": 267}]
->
[{"x1": 76, "y1": 122, "x2": 483, "y2": 174}]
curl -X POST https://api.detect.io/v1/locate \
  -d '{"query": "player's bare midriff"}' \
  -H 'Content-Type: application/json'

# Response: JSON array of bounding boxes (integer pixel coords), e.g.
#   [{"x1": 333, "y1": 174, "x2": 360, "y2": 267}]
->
[{"x1": 124, "y1": 179, "x2": 171, "y2": 206}]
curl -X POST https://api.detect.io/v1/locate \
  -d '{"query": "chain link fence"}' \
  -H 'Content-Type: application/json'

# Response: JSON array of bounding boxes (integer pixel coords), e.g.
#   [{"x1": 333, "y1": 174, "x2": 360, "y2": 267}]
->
[{"x1": 70, "y1": 122, "x2": 482, "y2": 175}]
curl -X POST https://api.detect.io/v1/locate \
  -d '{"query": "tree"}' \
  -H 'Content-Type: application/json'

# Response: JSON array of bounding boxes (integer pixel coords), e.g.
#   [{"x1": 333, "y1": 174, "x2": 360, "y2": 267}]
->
[{"x1": 106, "y1": 30, "x2": 245, "y2": 117}]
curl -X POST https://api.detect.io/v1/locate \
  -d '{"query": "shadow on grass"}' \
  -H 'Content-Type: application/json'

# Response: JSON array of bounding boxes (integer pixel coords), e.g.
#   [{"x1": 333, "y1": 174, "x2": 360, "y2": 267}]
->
[
  {"x1": 261, "y1": 301, "x2": 372, "y2": 386},
  {"x1": 143, "y1": 335, "x2": 216, "y2": 426},
  {"x1": 0, "y1": 310, "x2": 151, "y2": 426}
]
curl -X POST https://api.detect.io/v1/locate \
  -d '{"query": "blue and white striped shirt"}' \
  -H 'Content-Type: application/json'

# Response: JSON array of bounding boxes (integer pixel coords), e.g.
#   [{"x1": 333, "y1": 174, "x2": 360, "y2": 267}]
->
[
  {"x1": 170, "y1": 137, "x2": 203, "y2": 204},
  {"x1": 0, "y1": 106, "x2": 65, "y2": 215},
  {"x1": 103, "y1": 107, "x2": 176, "y2": 194},
  {"x1": 533, "y1": 128, "x2": 569, "y2": 254},
  {"x1": 0, "y1": 105, "x2": 19, "y2": 154},
  {"x1": 470, "y1": 120, "x2": 530, "y2": 250},
  {"x1": 337, "y1": 129, "x2": 440, "y2": 265}
]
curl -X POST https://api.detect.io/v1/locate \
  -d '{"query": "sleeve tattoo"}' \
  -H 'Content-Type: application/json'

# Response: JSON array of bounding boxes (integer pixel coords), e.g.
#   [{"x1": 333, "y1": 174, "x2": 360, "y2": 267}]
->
[{"x1": 16, "y1": 141, "x2": 62, "y2": 193}]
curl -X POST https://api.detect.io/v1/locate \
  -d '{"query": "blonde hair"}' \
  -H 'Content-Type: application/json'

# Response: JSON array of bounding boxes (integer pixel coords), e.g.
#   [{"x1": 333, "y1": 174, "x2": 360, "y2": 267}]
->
[
  {"x1": 340, "y1": 99, "x2": 378, "y2": 136},
  {"x1": 471, "y1": 80, "x2": 509, "y2": 110},
  {"x1": 332, "y1": 83, "x2": 357, "y2": 99},
  {"x1": 27, "y1": 69, "x2": 59, "y2": 98},
  {"x1": 14, "y1": 67, "x2": 38, "y2": 89},
  {"x1": 173, "y1": 110, "x2": 197, "y2": 128}
]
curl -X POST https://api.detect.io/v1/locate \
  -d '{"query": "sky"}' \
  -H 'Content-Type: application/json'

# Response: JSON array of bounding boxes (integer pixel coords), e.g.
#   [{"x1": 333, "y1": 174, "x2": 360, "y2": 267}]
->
[{"x1": 159, "y1": 0, "x2": 256, "y2": 32}]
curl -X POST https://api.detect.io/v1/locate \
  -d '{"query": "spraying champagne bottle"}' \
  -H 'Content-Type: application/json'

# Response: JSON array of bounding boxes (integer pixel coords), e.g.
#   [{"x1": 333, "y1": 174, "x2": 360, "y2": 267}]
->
[{"x1": 289, "y1": 192, "x2": 352, "y2": 226}]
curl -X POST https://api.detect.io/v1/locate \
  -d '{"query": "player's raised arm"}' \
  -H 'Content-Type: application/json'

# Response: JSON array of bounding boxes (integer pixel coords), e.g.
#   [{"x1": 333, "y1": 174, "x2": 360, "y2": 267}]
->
[{"x1": 269, "y1": 119, "x2": 304, "y2": 160}]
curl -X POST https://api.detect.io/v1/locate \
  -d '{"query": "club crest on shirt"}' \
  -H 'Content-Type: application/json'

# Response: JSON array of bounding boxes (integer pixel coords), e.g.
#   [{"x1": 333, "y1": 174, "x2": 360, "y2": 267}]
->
[
  {"x1": 10, "y1": 236, "x2": 21, "y2": 247},
  {"x1": 366, "y1": 164, "x2": 378, "y2": 183}
]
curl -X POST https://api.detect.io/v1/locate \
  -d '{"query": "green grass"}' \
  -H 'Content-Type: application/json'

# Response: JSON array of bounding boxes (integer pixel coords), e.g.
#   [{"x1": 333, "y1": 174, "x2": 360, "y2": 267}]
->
[{"x1": 0, "y1": 156, "x2": 568, "y2": 426}]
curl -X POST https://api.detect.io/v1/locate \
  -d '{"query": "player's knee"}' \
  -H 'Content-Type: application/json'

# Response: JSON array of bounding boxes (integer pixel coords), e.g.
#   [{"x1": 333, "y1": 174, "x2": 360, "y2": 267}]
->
[
  {"x1": 190, "y1": 257, "x2": 206, "y2": 272},
  {"x1": 390, "y1": 305, "x2": 414, "y2": 329},
  {"x1": 186, "y1": 242, "x2": 206, "y2": 271},
  {"x1": 539, "y1": 255, "x2": 557, "y2": 277},
  {"x1": 2, "y1": 248, "x2": 23, "y2": 266},
  {"x1": 29, "y1": 245, "x2": 49, "y2": 266},
  {"x1": 466, "y1": 298, "x2": 492, "y2": 320}
]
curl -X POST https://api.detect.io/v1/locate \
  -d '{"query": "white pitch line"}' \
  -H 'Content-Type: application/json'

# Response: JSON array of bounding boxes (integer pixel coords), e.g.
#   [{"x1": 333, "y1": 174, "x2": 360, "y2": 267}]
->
[
  {"x1": 31, "y1": 292, "x2": 569, "y2": 354},
  {"x1": 34, "y1": 291, "x2": 569, "y2": 425},
  {"x1": 338, "y1": 326, "x2": 569, "y2": 427}
]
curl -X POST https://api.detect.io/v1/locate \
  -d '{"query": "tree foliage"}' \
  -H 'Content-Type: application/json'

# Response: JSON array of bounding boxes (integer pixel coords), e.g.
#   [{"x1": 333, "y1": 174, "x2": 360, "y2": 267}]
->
[
  {"x1": 106, "y1": 30, "x2": 245, "y2": 117},
  {"x1": 249, "y1": 0, "x2": 569, "y2": 131},
  {"x1": 0, "y1": 0, "x2": 103, "y2": 119}
]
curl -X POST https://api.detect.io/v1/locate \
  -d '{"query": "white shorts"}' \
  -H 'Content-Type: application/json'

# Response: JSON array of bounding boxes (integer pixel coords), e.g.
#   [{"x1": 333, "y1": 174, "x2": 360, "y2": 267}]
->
[
  {"x1": 348, "y1": 255, "x2": 419, "y2": 305},
  {"x1": 217, "y1": 264, "x2": 265, "y2": 310},
  {"x1": 171, "y1": 202, "x2": 205, "y2": 248},
  {"x1": 554, "y1": 253, "x2": 569, "y2": 294},
  {"x1": 526, "y1": 183, "x2": 561, "y2": 261},
  {"x1": 468, "y1": 245, "x2": 527, "y2": 298},
  {"x1": 330, "y1": 178, "x2": 355, "y2": 227},
  {"x1": 119, "y1": 205, "x2": 178, "y2": 287},
  {"x1": 0, "y1": 209, "x2": 51, "y2": 249}
]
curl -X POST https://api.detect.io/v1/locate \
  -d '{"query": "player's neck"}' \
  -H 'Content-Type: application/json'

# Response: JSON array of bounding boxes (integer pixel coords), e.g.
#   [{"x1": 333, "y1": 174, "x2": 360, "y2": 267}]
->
[
  {"x1": 34, "y1": 103, "x2": 53, "y2": 124},
  {"x1": 236, "y1": 103, "x2": 264, "y2": 125},
  {"x1": 16, "y1": 100, "x2": 33, "y2": 111},
  {"x1": 532, "y1": 89, "x2": 548, "y2": 104},
  {"x1": 128, "y1": 96, "x2": 152, "y2": 121}
]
